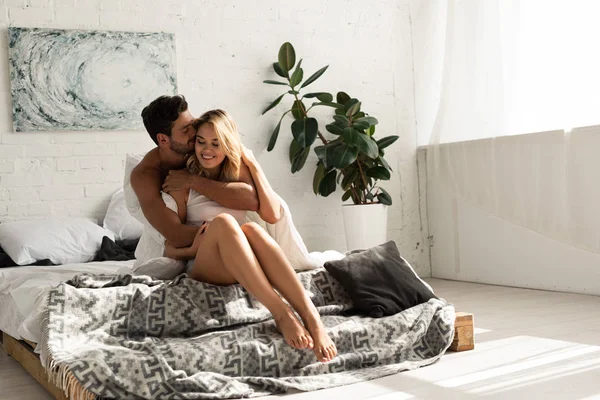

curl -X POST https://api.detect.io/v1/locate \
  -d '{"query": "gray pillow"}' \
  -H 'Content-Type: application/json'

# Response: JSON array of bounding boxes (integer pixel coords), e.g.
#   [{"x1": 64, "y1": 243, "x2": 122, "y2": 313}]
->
[{"x1": 324, "y1": 241, "x2": 436, "y2": 318}]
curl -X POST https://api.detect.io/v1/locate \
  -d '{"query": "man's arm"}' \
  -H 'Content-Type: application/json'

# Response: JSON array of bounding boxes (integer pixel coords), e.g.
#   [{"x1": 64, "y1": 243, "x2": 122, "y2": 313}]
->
[
  {"x1": 131, "y1": 166, "x2": 198, "y2": 248},
  {"x1": 162, "y1": 163, "x2": 259, "y2": 211}
]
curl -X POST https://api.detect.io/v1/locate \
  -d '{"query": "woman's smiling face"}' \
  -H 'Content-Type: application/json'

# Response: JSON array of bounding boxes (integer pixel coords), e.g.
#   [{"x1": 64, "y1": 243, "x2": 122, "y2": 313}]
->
[{"x1": 195, "y1": 122, "x2": 226, "y2": 171}]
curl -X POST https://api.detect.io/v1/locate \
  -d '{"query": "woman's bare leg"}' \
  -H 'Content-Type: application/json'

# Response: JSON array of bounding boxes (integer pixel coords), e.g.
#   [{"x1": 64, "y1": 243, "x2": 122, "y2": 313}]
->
[
  {"x1": 188, "y1": 214, "x2": 312, "y2": 349},
  {"x1": 241, "y1": 222, "x2": 337, "y2": 362}
]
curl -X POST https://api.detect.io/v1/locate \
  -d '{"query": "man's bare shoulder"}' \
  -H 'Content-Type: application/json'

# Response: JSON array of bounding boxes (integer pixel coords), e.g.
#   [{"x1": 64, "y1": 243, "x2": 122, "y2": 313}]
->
[{"x1": 131, "y1": 149, "x2": 162, "y2": 189}]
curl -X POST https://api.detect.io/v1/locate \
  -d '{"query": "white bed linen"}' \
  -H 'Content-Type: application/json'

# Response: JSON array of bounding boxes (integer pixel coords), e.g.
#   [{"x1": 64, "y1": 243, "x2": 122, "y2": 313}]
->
[
  {"x1": 0, "y1": 292, "x2": 21, "y2": 339},
  {"x1": 0, "y1": 260, "x2": 135, "y2": 345}
]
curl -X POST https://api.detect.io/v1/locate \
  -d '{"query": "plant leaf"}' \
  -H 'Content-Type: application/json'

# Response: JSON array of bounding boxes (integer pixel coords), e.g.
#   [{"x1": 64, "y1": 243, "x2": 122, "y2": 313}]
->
[
  {"x1": 267, "y1": 119, "x2": 282, "y2": 151},
  {"x1": 300, "y1": 65, "x2": 329, "y2": 88},
  {"x1": 325, "y1": 123, "x2": 344, "y2": 135},
  {"x1": 273, "y1": 62, "x2": 287, "y2": 78},
  {"x1": 311, "y1": 101, "x2": 342, "y2": 109},
  {"x1": 262, "y1": 94, "x2": 285, "y2": 115},
  {"x1": 336, "y1": 91, "x2": 351, "y2": 105},
  {"x1": 376, "y1": 135, "x2": 399, "y2": 150},
  {"x1": 278, "y1": 42, "x2": 296, "y2": 72},
  {"x1": 305, "y1": 92, "x2": 334, "y2": 102},
  {"x1": 290, "y1": 67, "x2": 303, "y2": 87},
  {"x1": 313, "y1": 162, "x2": 326, "y2": 195},
  {"x1": 289, "y1": 139, "x2": 302, "y2": 163},
  {"x1": 356, "y1": 116, "x2": 378, "y2": 126},
  {"x1": 318, "y1": 170, "x2": 337, "y2": 196},
  {"x1": 341, "y1": 168, "x2": 358, "y2": 190},
  {"x1": 330, "y1": 143, "x2": 358, "y2": 169},
  {"x1": 367, "y1": 166, "x2": 391, "y2": 180},
  {"x1": 367, "y1": 124, "x2": 376, "y2": 136},
  {"x1": 291, "y1": 146, "x2": 310, "y2": 173},
  {"x1": 316, "y1": 93, "x2": 333, "y2": 102},
  {"x1": 291, "y1": 117, "x2": 318, "y2": 148},
  {"x1": 314, "y1": 145, "x2": 328, "y2": 167},
  {"x1": 342, "y1": 127, "x2": 360, "y2": 146},
  {"x1": 345, "y1": 99, "x2": 361, "y2": 117},
  {"x1": 290, "y1": 59, "x2": 303, "y2": 87},
  {"x1": 333, "y1": 115, "x2": 349, "y2": 126},
  {"x1": 352, "y1": 120, "x2": 370, "y2": 131},
  {"x1": 342, "y1": 189, "x2": 353, "y2": 202},
  {"x1": 377, "y1": 187, "x2": 392, "y2": 205},
  {"x1": 263, "y1": 80, "x2": 288, "y2": 86},
  {"x1": 379, "y1": 156, "x2": 391, "y2": 171},
  {"x1": 355, "y1": 134, "x2": 379, "y2": 159},
  {"x1": 291, "y1": 100, "x2": 306, "y2": 120}
]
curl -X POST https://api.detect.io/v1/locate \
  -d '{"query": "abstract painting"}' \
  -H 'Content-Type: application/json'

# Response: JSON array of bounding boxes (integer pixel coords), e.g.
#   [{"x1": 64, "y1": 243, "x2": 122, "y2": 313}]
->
[{"x1": 8, "y1": 27, "x2": 177, "y2": 132}]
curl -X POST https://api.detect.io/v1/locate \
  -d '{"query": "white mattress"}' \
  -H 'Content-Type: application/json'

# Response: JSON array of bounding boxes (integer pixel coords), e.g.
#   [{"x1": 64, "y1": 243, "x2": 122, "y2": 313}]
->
[{"x1": 0, "y1": 260, "x2": 135, "y2": 345}]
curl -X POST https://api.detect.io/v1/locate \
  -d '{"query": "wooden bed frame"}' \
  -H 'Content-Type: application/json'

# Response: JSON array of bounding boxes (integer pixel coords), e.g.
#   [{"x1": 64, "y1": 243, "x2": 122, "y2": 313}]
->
[
  {"x1": 1, "y1": 313, "x2": 474, "y2": 399},
  {"x1": 1, "y1": 332, "x2": 68, "y2": 400}
]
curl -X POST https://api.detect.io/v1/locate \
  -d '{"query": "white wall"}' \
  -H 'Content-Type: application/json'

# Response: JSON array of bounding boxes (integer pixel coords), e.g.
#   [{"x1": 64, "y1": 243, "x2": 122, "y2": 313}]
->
[
  {"x1": 411, "y1": 1, "x2": 600, "y2": 294},
  {"x1": 426, "y1": 141, "x2": 600, "y2": 296},
  {"x1": 0, "y1": 0, "x2": 431, "y2": 275}
]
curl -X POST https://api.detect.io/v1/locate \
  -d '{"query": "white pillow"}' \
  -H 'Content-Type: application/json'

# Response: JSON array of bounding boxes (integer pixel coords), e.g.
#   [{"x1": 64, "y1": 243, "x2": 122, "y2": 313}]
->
[
  {"x1": 103, "y1": 188, "x2": 144, "y2": 241},
  {"x1": 0, "y1": 218, "x2": 114, "y2": 265},
  {"x1": 123, "y1": 153, "x2": 144, "y2": 218}
]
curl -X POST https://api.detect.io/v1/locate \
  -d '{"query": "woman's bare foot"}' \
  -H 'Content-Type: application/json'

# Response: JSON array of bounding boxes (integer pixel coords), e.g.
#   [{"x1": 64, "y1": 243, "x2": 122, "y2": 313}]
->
[
  {"x1": 303, "y1": 314, "x2": 337, "y2": 362},
  {"x1": 274, "y1": 311, "x2": 314, "y2": 350}
]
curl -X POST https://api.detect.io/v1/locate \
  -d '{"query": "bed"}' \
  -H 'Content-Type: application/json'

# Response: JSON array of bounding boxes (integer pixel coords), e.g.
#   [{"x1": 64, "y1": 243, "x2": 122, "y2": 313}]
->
[
  {"x1": 0, "y1": 257, "x2": 463, "y2": 400},
  {"x1": 0, "y1": 189, "x2": 463, "y2": 399},
  {"x1": 0, "y1": 260, "x2": 135, "y2": 400}
]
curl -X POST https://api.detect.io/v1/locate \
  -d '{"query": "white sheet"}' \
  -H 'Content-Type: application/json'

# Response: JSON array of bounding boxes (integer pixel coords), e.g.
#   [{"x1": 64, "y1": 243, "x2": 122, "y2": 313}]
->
[
  {"x1": 0, "y1": 260, "x2": 135, "y2": 344},
  {"x1": 0, "y1": 293, "x2": 21, "y2": 339}
]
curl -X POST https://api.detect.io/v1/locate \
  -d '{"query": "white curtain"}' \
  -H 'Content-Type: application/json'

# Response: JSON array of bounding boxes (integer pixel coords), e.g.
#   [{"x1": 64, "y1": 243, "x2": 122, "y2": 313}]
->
[{"x1": 427, "y1": 0, "x2": 600, "y2": 253}]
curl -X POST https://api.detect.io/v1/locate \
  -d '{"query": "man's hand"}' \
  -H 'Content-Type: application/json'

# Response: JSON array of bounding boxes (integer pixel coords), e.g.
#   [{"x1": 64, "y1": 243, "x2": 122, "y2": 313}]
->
[{"x1": 162, "y1": 169, "x2": 193, "y2": 192}]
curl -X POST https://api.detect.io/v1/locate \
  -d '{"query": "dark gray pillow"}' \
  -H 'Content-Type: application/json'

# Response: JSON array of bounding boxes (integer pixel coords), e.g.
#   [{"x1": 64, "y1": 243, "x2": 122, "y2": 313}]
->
[{"x1": 324, "y1": 240, "x2": 436, "y2": 318}]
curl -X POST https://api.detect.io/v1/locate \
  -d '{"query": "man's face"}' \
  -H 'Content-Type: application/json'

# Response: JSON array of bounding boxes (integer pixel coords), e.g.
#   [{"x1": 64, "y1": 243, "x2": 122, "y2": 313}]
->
[{"x1": 168, "y1": 110, "x2": 195, "y2": 155}]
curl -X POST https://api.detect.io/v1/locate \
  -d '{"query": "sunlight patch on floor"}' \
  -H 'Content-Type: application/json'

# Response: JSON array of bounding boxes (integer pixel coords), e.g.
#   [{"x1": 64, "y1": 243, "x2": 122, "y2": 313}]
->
[{"x1": 434, "y1": 336, "x2": 600, "y2": 395}]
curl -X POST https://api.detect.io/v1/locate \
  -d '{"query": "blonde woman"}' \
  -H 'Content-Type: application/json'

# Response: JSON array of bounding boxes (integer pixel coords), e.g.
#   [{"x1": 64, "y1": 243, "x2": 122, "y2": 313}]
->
[{"x1": 163, "y1": 109, "x2": 336, "y2": 363}]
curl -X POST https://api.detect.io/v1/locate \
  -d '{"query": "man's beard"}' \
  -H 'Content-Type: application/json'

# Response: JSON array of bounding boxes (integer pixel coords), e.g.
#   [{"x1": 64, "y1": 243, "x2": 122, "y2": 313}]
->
[{"x1": 170, "y1": 140, "x2": 193, "y2": 156}]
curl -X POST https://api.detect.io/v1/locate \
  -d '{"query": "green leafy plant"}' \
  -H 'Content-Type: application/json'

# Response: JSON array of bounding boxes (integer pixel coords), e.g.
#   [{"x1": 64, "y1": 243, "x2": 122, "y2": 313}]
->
[{"x1": 262, "y1": 42, "x2": 398, "y2": 205}]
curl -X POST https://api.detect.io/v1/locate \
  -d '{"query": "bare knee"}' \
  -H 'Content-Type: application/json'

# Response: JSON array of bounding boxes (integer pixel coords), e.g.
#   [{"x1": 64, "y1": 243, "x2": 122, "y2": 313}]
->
[
  {"x1": 211, "y1": 213, "x2": 241, "y2": 233},
  {"x1": 241, "y1": 222, "x2": 263, "y2": 238}
]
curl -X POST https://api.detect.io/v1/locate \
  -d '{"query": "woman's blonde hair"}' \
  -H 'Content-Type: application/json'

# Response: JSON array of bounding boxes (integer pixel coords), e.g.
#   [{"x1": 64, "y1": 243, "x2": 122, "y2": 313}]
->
[{"x1": 186, "y1": 109, "x2": 241, "y2": 182}]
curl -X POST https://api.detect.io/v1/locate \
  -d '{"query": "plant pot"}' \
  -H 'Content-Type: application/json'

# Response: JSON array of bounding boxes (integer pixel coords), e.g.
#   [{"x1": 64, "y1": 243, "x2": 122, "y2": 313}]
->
[{"x1": 341, "y1": 203, "x2": 388, "y2": 251}]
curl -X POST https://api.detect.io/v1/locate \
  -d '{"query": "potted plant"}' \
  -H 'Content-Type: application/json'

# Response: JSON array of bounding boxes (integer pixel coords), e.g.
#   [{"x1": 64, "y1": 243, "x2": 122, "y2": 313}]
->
[{"x1": 262, "y1": 42, "x2": 399, "y2": 250}]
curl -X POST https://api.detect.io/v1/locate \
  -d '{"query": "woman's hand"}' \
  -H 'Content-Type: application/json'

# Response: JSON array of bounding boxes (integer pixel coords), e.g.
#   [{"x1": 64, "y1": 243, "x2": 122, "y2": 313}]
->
[
  {"x1": 162, "y1": 169, "x2": 194, "y2": 192},
  {"x1": 163, "y1": 222, "x2": 208, "y2": 261},
  {"x1": 241, "y1": 145, "x2": 258, "y2": 168},
  {"x1": 164, "y1": 240, "x2": 179, "y2": 259},
  {"x1": 190, "y1": 221, "x2": 209, "y2": 253}
]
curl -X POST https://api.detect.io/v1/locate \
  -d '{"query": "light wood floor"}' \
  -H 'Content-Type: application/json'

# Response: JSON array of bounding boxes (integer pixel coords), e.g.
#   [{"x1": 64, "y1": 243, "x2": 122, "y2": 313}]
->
[{"x1": 2, "y1": 278, "x2": 599, "y2": 400}]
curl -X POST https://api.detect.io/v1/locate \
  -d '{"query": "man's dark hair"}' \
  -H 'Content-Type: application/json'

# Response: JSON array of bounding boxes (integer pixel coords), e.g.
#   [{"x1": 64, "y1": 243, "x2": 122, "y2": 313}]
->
[{"x1": 141, "y1": 95, "x2": 188, "y2": 145}]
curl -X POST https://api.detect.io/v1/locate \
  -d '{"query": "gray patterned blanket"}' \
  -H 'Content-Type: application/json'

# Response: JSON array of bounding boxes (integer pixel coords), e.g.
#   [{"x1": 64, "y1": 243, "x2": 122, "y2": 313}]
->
[{"x1": 41, "y1": 269, "x2": 455, "y2": 399}]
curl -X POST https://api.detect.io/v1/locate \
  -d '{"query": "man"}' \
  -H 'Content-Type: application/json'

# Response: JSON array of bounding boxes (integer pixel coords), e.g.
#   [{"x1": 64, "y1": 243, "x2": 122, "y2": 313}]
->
[{"x1": 130, "y1": 95, "x2": 259, "y2": 250}]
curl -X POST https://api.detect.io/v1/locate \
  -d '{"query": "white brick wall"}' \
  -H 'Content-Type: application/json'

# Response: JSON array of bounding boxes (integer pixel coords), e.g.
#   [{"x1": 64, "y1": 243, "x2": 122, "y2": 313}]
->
[{"x1": 0, "y1": 0, "x2": 431, "y2": 275}]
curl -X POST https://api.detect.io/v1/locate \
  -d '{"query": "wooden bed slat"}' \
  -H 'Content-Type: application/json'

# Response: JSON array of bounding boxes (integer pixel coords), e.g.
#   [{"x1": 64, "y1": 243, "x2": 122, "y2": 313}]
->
[{"x1": 2, "y1": 332, "x2": 68, "y2": 400}]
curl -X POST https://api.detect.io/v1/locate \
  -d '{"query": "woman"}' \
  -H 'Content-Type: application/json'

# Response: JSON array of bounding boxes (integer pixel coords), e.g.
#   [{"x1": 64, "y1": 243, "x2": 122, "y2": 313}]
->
[{"x1": 164, "y1": 109, "x2": 336, "y2": 363}]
